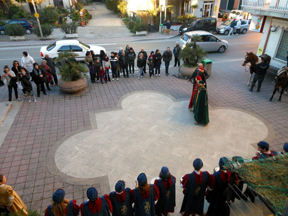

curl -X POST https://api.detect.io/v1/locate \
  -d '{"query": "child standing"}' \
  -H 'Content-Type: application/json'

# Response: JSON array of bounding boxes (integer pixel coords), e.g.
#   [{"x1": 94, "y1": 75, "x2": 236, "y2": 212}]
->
[
  {"x1": 88, "y1": 61, "x2": 96, "y2": 83},
  {"x1": 102, "y1": 55, "x2": 111, "y2": 82},
  {"x1": 110, "y1": 52, "x2": 119, "y2": 81},
  {"x1": 147, "y1": 57, "x2": 154, "y2": 78},
  {"x1": 99, "y1": 66, "x2": 106, "y2": 84}
]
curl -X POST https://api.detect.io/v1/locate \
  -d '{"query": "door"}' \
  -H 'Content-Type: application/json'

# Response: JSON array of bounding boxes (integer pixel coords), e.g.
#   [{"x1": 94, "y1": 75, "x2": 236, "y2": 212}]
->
[
  {"x1": 198, "y1": 35, "x2": 209, "y2": 51},
  {"x1": 203, "y1": 19, "x2": 211, "y2": 31},
  {"x1": 194, "y1": 20, "x2": 204, "y2": 30},
  {"x1": 203, "y1": 3, "x2": 212, "y2": 17},
  {"x1": 71, "y1": 45, "x2": 85, "y2": 61},
  {"x1": 57, "y1": 45, "x2": 71, "y2": 57},
  {"x1": 206, "y1": 35, "x2": 219, "y2": 52}
]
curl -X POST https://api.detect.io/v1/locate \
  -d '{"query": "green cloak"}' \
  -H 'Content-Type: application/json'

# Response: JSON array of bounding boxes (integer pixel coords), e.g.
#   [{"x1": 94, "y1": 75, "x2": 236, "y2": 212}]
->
[{"x1": 193, "y1": 85, "x2": 209, "y2": 125}]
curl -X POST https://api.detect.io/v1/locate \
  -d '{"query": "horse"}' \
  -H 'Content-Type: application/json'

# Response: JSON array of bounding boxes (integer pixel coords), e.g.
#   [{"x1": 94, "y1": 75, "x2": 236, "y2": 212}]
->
[
  {"x1": 269, "y1": 67, "x2": 288, "y2": 101},
  {"x1": 242, "y1": 52, "x2": 259, "y2": 86}
]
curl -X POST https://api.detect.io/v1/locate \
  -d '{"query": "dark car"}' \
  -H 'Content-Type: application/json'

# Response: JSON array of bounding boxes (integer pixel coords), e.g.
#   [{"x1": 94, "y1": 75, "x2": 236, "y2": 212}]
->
[
  {"x1": 218, "y1": 8, "x2": 228, "y2": 18},
  {"x1": 179, "y1": 17, "x2": 217, "y2": 34},
  {"x1": 0, "y1": 19, "x2": 33, "y2": 35},
  {"x1": 179, "y1": 19, "x2": 195, "y2": 35}
]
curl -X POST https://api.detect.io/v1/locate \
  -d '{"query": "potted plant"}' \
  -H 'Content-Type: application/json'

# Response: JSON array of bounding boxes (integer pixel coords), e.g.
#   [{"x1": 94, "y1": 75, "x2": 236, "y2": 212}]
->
[
  {"x1": 34, "y1": 24, "x2": 54, "y2": 39},
  {"x1": 179, "y1": 35, "x2": 206, "y2": 78},
  {"x1": 222, "y1": 14, "x2": 228, "y2": 21},
  {"x1": 4, "y1": 24, "x2": 26, "y2": 41},
  {"x1": 56, "y1": 52, "x2": 88, "y2": 93},
  {"x1": 60, "y1": 22, "x2": 78, "y2": 38},
  {"x1": 134, "y1": 23, "x2": 148, "y2": 35}
]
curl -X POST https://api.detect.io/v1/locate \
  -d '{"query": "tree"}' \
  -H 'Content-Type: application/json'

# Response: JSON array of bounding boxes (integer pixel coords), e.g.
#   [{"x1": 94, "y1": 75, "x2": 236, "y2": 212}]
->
[
  {"x1": 147, "y1": 7, "x2": 159, "y2": 25},
  {"x1": 117, "y1": 0, "x2": 127, "y2": 17},
  {"x1": 26, "y1": 0, "x2": 47, "y2": 6},
  {"x1": 191, "y1": 4, "x2": 198, "y2": 15}
]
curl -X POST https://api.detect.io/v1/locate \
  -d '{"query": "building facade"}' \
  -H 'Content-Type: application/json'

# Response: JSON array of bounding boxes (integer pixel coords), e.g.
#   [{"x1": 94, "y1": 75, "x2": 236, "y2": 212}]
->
[{"x1": 242, "y1": 0, "x2": 288, "y2": 69}]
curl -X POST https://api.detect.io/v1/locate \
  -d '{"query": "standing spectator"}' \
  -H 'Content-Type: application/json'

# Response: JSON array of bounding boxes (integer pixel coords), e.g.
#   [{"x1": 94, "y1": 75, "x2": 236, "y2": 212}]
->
[
  {"x1": 235, "y1": 19, "x2": 242, "y2": 34},
  {"x1": 154, "y1": 49, "x2": 162, "y2": 77},
  {"x1": 110, "y1": 52, "x2": 119, "y2": 81},
  {"x1": 249, "y1": 55, "x2": 269, "y2": 92},
  {"x1": 163, "y1": 19, "x2": 167, "y2": 29},
  {"x1": 163, "y1": 47, "x2": 172, "y2": 76},
  {"x1": 21, "y1": 51, "x2": 35, "y2": 75},
  {"x1": 94, "y1": 58, "x2": 101, "y2": 83},
  {"x1": 173, "y1": 42, "x2": 181, "y2": 67},
  {"x1": 99, "y1": 50, "x2": 106, "y2": 63},
  {"x1": 45, "y1": 189, "x2": 79, "y2": 216},
  {"x1": 44, "y1": 54, "x2": 58, "y2": 85},
  {"x1": 19, "y1": 67, "x2": 36, "y2": 103},
  {"x1": 118, "y1": 47, "x2": 124, "y2": 56},
  {"x1": 125, "y1": 45, "x2": 130, "y2": 54},
  {"x1": 102, "y1": 55, "x2": 111, "y2": 82},
  {"x1": 32, "y1": 63, "x2": 47, "y2": 97},
  {"x1": 80, "y1": 187, "x2": 112, "y2": 216},
  {"x1": 109, "y1": 180, "x2": 134, "y2": 216},
  {"x1": 180, "y1": 158, "x2": 215, "y2": 216},
  {"x1": 39, "y1": 60, "x2": 52, "y2": 91},
  {"x1": 128, "y1": 48, "x2": 136, "y2": 75},
  {"x1": 120, "y1": 52, "x2": 129, "y2": 78},
  {"x1": 229, "y1": 19, "x2": 236, "y2": 36},
  {"x1": 88, "y1": 61, "x2": 96, "y2": 83},
  {"x1": 138, "y1": 48, "x2": 148, "y2": 74},
  {"x1": 116, "y1": 53, "x2": 121, "y2": 77},
  {"x1": 11, "y1": 60, "x2": 21, "y2": 76},
  {"x1": 0, "y1": 174, "x2": 28, "y2": 216},
  {"x1": 166, "y1": 20, "x2": 171, "y2": 29},
  {"x1": 154, "y1": 167, "x2": 176, "y2": 216},
  {"x1": 147, "y1": 57, "x2": 154, "y2": 78},
  {"x1": 84, "y1": 51, "x2": 93, "y2": 66},
  {"x1": 132, "y1": 173, "x2": 159, "y2": 216},
  {"x1": 99, "y1": 66, "x2": 106, "y2": 84},
  {"x1": 137, "y1": 53, "x2": 146, "y2": 80},
  {"x1": 1, "y1": 66, "x2": 21, "y2": 106}
]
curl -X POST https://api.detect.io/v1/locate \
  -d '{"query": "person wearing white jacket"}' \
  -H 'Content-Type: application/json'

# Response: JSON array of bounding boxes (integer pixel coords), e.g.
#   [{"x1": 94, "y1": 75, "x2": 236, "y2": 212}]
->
[{"x1": 21, "y1": 51, "x2": 35, "y2": 73}]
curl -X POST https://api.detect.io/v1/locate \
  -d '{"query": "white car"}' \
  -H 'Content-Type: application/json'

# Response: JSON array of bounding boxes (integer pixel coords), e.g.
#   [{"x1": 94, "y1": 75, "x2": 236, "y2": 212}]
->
[
  {"x1": 179, "y1": 31, "x2": 229, "y2": 53},
  {"x1": 40, "y1": 40, "x2": 106, "y2": 61},
  {"x1": 229, "y1": 10, "x2": 244, "y2": 20}
]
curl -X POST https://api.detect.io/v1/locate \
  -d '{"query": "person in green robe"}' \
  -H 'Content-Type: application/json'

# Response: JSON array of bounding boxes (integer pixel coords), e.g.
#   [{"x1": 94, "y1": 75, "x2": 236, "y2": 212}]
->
[{"x1": 193, "y1": 81, "x2": 209, "y2": 125}]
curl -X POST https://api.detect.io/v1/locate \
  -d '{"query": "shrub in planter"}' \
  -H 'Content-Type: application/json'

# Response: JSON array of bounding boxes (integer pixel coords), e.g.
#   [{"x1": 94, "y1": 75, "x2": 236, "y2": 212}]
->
[
  {"x1": 39, "y1": 7, "x2": 59, "y2": 25},
  {"x1": 4, "y1": 24, "x2": 25, "y2": 36},
  {"x1": 83, "y1": 9, "x2": 92, "y2": 20},
  {"x1": 70, "y1": 9, "x2": 81, "y2": 22},
  {"x1": 34, "y1": 24, "x2": 53, "y2": 37},
  {"x1": 61, "y1": 22, "x2": 78, "y2": 34},
  {"x1": 75, "y1": 2, "x2": 84, "y2": 10},
  {"x1": 127, "y1": 21, "x2": 135, "y2": 30},
  {"x1": 134, "y1": 23, "x2": 148, "y2": 32}
]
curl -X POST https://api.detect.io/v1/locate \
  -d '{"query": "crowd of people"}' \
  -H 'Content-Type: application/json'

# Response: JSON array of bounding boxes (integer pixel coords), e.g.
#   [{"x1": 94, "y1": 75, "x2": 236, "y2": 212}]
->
[{"x1": 0, "y1": 141, "x2": 287, "y2": 216}]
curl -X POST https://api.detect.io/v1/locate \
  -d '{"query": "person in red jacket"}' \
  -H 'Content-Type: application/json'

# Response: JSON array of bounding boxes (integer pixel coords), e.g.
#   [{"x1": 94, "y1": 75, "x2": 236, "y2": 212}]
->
[
  {"x1": 45, "y1": 189, "x2": 79, "y2": 216},
  {"x1": 132, "y1": 173, "x2": 159, "y2": 216},
  {"x1": 109, "y1": 180, "x2": 134, "y2": 216},
  {"x1": 80, "y1": 187, "x2": 112, "y2": 216},
  {"x1": 154, "y1": 167, "x2": 176, "y2": 216}
]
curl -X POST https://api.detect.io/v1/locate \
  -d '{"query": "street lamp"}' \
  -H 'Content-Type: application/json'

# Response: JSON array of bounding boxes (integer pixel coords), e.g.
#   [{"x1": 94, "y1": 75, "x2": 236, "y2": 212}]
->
[{"x1": 31, "y1": 0, "x2": 43, "y2": 39}]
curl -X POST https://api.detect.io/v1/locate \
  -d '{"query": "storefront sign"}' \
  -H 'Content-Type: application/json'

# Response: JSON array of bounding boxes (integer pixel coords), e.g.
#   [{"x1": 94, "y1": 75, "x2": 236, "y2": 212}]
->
[{"x1": 249, "y1": 15, "x2": 264, "y2": 32}]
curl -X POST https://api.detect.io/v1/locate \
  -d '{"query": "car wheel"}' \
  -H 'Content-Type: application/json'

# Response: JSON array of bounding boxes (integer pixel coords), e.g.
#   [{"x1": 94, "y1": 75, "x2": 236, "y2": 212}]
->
[
  {"x1": 0, "y1": 30, "x2": 5, "y2": 35},
  {"x1": 26, "y1": 29, "x2": 32, "y2": 35},
  {"x1": 242, "y1": 29, "x2": 247, "y2": 34},
  {"x1": 218, "y1": 45, "x2": 226, "y2": 53},
  {"x1": 224, "y1": 30, "x2": 229, "y2": 35}
]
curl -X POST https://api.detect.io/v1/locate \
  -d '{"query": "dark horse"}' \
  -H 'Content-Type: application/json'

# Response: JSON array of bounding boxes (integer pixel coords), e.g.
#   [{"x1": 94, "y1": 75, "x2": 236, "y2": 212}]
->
[{"x1": 270, "y1": 67, "x2": 288, "y2": 101}]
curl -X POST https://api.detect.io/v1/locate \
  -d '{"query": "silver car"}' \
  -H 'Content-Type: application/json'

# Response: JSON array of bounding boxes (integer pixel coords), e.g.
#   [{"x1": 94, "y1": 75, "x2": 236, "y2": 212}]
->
[
  {"x1": 179, "y1": 30, "x2": 229, "y2": 53},
  {"x1": 216, "y1": 20, "x2": 249, "y2": 35}
]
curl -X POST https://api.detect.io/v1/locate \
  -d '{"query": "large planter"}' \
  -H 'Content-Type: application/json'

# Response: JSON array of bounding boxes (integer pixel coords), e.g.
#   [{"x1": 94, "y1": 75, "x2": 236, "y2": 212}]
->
[
  {"x1": 58, "y1": 77, "x2": 87, "y2": 94},
  {"x1": 136, "y1": 31, "x2": 147, "y2": 36},
  {"x1": 65, "y1": 33, "x2": 78, "y2": 38},
  {"x1": 9, "y1": 36, "x2": 25, "y2": 41},
  {"x1": 222, "y1": 18, "x2": 228, "y2": 22},
  {"x1": 179, "y1": 65, "x2": 197, "y2": 79}
]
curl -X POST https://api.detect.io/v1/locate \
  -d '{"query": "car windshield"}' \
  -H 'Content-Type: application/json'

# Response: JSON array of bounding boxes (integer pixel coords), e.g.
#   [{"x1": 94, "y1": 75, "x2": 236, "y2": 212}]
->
[
  {"x1": 222, "y1": 20, "x2": 232, "y2": 26},
  {"x1": 79, "y1": 41, "x2": 90, "y2": 50},
  {"x1": 47, "y1": 42, "x2": 56, "y2": 51}
]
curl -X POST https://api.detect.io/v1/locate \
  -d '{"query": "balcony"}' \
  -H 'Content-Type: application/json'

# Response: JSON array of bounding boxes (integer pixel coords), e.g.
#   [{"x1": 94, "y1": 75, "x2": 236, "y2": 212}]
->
[{"x1": 242, "y1": 0, "x2": 288, "y2": 18}]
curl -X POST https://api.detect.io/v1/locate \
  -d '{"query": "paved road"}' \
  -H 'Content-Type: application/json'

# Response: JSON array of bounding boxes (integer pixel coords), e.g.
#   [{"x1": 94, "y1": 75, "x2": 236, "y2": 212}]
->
[{"x1": 0, "y1": 31, "x2": 261, "y2": 68}]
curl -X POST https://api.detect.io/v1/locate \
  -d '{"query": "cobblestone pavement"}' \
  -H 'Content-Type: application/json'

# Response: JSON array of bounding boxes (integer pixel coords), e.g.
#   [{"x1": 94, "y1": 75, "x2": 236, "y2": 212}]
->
[{"x1": 0, "y1": 60, "x2": 287, "y2": 214}]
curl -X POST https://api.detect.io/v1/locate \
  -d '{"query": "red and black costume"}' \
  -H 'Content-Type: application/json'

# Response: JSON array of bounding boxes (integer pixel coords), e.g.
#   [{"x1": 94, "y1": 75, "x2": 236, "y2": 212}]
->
[
  {"x1": 80, "y1": 195, "x2": 112, "y2": 216},
  {"x1": 45, "y1": 200, "x2": 79, "y2": 216},
  {"x1": 109, "y1": 188, "x2": 134, "y2": 216}
]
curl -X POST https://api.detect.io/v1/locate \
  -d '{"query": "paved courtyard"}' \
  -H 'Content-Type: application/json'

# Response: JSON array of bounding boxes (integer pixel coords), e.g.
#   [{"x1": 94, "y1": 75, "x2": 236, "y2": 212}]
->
[{"x1": 0, "y1": 60, "x2": 287, "y2": 214}]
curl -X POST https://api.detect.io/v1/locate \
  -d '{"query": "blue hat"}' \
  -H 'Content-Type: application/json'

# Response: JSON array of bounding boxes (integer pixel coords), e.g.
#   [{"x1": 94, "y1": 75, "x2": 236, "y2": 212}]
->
[
  {"x1": 137, "y1": 173, "x2": 147, "y2": 186},
  {"x1": 53, "y1": 189, "x2": 65, "y2": 203},
  {"x1": 284, "y1": 143, "x2": 288, "y2": 152},
  {"x1": 160, "y1": 166, "x2": 170, "y2": 178},
  {"x1": 115, "y1": 181, "x2": 125, "y2": 193},
  {"x1": 87, "y1": 187, "x2": 98, "y2": 201},
  {"x1": 219, "y1": 157, "x2": 228, "y2": 169},
  {"x1": 257, "y1": 141, "x2": 269, "y2": 149},
  {"x1": 193, "y1": 158, "x2": 203, "y2": 170}
]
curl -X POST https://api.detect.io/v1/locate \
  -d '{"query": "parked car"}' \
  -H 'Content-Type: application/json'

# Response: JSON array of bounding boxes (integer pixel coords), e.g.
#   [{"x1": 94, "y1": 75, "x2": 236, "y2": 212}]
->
[
  {"x1": 0, "y1": 19, "x2": 33, "y2": 35},
  {"x1": 218, "y1": 8, "x2": 228, "y2": 18},
  {"x1": 40, "y1": 40, "x2": 106, "y2": 61},
  {"x1": 179, "y1": 30, "x2": 229, "y2": 53},
  {"x1": 179, "y1": 19, "x2": 195, "y2": 35},
  {"x1": 179, "y1": 17, "x2": 217, "y2": 34},
  {"x1": 216, "y1": 19, "x2": 249, "y2": 35},
  {"x1": 229, "y1": 10, "x2": 244, "y2": 20}
]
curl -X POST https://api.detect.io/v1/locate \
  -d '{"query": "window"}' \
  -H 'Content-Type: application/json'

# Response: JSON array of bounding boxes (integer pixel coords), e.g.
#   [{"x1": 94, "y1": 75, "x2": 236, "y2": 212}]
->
[
  {"x1": 18, "y1": 21, "x2": 25, "y2": 24},
  {"x1": 204, "y1": 20, "x2": 210, "y2": 25},
  {"x1": 79, "y1": 41, "x2": 90, "y2": 49},
  {"x1": 47, "y1": 42, "x2": 56, "y2": 51},
  {"x1": 208, "y1": 36, "x2": 217, "y2": 42},
  {"x1": 211, "y1": 19, "x2": 216, "y2": 24},
  {"x1": 71, "y1": 45, "x2": 82, "y2": 52},
  {"x1": 58, "y1": 45, "x2": 70, "y2": 52},
  {"x1": 9, "y1": 21, "x2": 17, "y2": 24},
  {"x1": 201, "y1": 35, "x2": 209, "y2": 42},
  {"x1": 183, "y1": 35, "x2": 191, "y2": 42},
  {"x1": 276, "y1": 30, "x2": 288, "y2": 61},
  {"x1": 241, "y1": 21, "x2": 246, "y2": 25},
  {"x1": 195, "y1": 21, "x2": 203, "y2": 28}
]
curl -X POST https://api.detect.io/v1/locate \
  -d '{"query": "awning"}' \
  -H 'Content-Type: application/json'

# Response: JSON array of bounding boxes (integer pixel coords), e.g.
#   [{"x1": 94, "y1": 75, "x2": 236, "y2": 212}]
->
[{"x1": 272, "y1": 18, "x2": 288, "y2": 29}]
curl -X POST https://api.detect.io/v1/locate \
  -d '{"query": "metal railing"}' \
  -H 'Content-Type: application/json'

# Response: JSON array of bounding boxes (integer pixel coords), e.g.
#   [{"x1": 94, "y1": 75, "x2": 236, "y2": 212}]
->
[{"x1": 242, "y1": 0, "x2": 288, "y2": 11}]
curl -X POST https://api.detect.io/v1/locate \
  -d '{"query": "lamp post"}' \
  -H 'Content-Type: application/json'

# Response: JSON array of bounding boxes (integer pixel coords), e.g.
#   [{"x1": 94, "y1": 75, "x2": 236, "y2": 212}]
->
[{"x1": 31, "y1": 0, "x2": 43, "y2": 39}]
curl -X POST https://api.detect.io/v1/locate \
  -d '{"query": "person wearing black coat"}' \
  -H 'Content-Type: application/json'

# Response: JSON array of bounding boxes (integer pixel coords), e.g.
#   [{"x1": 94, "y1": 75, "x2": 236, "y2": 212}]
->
[
  {"x1": 137, "y1": 53, "x2": 146, "y2": 80},
  {"x1": 44, "y1": 54, "x2": 58, "y2": 85},
  {"x1": 127, "y1": 48, "x2": 136, "y2": 75},
  {"x1": 163, "y1": 47, "x2": 173, "y2": 76},
  {"x1": 19, "y1": 67, "x2": 36, "y2": 103},
  {"x1": 119, "y1": 52, "x2": 129, "y2": 78},
  {"x1": 153, "y1": 49, "x2": 162, "y2": 77},
  {"x1": 32, "y1": 63, "x2": 47, "y2": 97},
  {"x1": 249, "y1": 56, "x2": 269, "y2": 92},
  {"x1": 11, "y1": 60, "x2": 21, "y2": 76},
  {"x1": 138, "y1": 48, "x2": 148, "y2": 73}
]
